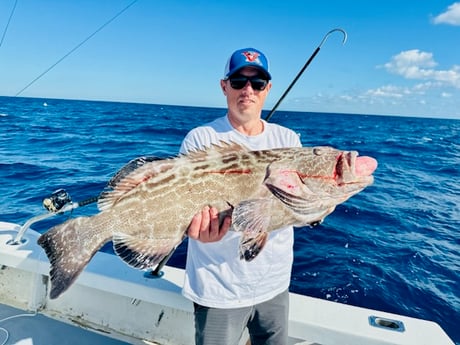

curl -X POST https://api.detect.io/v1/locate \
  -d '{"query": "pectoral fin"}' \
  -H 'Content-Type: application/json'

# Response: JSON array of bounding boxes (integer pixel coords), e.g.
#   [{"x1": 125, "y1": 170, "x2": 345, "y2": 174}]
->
[
  {"x1": 240, "y1": 232, "x2": 268, "y2": 261},
  {"x1": 232, "y1": 198, "x2": 272, "y2": 261}
]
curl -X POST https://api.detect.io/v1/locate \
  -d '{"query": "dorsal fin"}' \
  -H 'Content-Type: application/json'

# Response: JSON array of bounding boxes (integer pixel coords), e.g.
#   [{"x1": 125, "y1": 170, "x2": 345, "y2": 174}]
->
[
  {"x1": 97, "y1": 142, "x2": 248, "y2": 211},
  {"x1": 107, "y1": 156, "x2": 161, "y2": 188},
  {"x1": 185, "y1": 141, "x2": 249, "y2": 161},
  {"x1": 98, "y1": 156, "x2": 173, "y2": 211}
]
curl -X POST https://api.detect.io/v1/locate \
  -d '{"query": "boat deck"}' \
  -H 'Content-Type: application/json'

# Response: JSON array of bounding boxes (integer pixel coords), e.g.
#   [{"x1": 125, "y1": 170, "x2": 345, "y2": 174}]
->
[{"x1": 0, "y1": 303, "x2": 130, "y2": 345}]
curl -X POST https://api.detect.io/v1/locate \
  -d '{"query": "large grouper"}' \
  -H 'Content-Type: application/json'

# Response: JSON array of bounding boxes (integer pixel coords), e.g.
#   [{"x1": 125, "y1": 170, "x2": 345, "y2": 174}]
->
[{"x1": 38, "y1": 142, "x2": 377, "y2": 299}]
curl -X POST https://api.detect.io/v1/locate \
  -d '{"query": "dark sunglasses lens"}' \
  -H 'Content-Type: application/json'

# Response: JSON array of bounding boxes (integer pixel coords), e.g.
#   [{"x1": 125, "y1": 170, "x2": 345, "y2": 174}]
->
[
  {"x1": 229, "y1": 77, "x2": 248, "y2": 90},
  {"x1": 250, "y1": 79, "x2": 267, "y2": 90},
  {"x1": 229, "y1": 77, "x2": 267, "y2": 91}
]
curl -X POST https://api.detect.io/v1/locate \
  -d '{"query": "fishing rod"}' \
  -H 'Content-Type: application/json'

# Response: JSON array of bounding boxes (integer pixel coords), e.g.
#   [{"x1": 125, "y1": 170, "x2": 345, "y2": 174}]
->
[{"x1": 264, "y1": 28, "x2": 347, "y2": 122}]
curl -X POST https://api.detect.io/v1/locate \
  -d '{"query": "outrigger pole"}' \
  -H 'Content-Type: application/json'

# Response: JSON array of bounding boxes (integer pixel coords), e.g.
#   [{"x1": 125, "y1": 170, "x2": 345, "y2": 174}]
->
[{"x1": 264, "y1": 28, "x2": 347, "y2": 122}]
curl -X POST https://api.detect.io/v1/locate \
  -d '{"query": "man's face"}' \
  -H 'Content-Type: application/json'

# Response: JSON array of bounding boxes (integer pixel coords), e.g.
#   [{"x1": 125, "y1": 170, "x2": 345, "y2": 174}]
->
[{"x1": 221, "y1": 67, "x2": 271, "y2": 120}]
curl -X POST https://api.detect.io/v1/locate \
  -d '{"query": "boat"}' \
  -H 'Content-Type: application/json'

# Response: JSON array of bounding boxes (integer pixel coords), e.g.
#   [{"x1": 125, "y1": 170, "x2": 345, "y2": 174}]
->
[{"x1": 0, "y1": 217, "x2": 455, "y2": 344}]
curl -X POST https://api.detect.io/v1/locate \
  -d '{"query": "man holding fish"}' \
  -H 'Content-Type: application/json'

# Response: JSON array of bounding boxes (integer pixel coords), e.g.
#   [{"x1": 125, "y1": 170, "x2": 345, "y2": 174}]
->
[{"x1": 180, "y1": 48, "x2": 304, "y2": 345}]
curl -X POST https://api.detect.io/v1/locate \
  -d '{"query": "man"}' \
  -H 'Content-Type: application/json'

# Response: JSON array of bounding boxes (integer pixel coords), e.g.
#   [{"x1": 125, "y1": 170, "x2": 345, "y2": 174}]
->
[{"x1": 180, "y1": 47, "x2": 302, "y2": 345}]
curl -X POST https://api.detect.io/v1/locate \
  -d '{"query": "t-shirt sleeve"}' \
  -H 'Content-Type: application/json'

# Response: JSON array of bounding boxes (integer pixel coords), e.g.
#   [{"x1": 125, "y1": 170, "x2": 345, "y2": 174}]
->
[
  {"x1": 179, "y1": 128, "x2": 211, "y2": 154},
  {"x1": 290, "y1": 130, "x2": 302, "y2": 148}
]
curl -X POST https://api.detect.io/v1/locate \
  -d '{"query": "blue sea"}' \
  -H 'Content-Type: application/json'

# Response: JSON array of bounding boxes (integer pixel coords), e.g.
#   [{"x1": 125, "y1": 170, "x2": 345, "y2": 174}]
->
[{"x1": 1, "y1": 96, "x2": 459, "y2": 343}]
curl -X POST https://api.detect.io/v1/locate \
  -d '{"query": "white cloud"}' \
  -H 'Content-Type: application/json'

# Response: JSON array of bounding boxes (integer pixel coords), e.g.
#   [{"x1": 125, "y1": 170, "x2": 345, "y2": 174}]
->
[
  {"x1": 365, "y1": 85, "x2": 405, "y2": 98},
  {"x1": 433, "y1": 2, "x2": 460, "y2": 25},
  {"x1": 283, "y1": 87, "x2": 460, "y2": 118},
  {"x1": 383, "y1": 50, "x2": 460, "y2": 88},
  {"x1": 412, "y1": 81, "x2": 441, "y2": 91},
  {"x1": 441, "y1": 92, "x2": 452, "y2": 98},
  {"x1": 339, "y1": 94, "x2": 353, "y2": 101}
]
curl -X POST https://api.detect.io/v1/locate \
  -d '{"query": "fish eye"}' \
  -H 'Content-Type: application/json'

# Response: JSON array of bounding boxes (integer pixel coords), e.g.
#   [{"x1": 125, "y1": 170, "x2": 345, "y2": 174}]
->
[{"x1": 313, "y1": 147, "x2": 332, "y2": 156}]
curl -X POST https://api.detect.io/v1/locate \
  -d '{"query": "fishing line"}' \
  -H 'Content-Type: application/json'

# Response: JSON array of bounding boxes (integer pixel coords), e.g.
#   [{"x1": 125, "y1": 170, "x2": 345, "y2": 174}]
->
[
  {"x1": 0, "y1": 0, "x2": 18, "y2": 50},
  {"x1": 264, "y1": 28, "x2": 347, "y2": 122},
  {"x1": 15, "y1": 0, "x2": 139, "y2": 97}
]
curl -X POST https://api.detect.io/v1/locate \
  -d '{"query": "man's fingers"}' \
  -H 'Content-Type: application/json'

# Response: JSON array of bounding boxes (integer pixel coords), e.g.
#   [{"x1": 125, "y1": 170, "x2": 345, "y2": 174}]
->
[
  {"x1": 188, "y1": 211, "x2": 202, "y2": 240},
  {"x1": 199, "y1": 206, "x2": 211, "y2": 231},
  {"x1": 208, "y1": 207, "x2": 220, "y2": 237},
  {"x1": 187, "y1": 206, "x2": 231, "y2": 243},
  {"x1": 198, "y1": 206, "x2": 211, "y2": 241}
]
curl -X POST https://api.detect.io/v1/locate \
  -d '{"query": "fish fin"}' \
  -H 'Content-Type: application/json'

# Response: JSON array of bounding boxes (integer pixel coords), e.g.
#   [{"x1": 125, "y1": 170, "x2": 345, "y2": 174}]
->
[
  {"x1": 112, "y1": 233, "x2": 176, "y2": 269},
  {"x1": 185, "y1": 141, "x2": 249, "y2": 160},
  {"x1": 37, "y1": 217, "x2": 107, "y2": 299},
  {"x1": 107, "y1": 156, "x2": 161, "y2": 189},
  {"x1": 98, "y1": 157, "x2": 174, "y2": 211},
  {"x1": 240, "y1": 232, "x2": 268, "y2": 262},
  {"x1": 232, "y1": 199, "x2": 272, "y2": 261}
]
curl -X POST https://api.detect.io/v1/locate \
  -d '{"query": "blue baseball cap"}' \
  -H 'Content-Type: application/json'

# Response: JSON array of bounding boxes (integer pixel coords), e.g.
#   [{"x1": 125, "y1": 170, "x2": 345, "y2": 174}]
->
[{"x1": 224, "y1": 48, "x2": 271, "y2": 80}]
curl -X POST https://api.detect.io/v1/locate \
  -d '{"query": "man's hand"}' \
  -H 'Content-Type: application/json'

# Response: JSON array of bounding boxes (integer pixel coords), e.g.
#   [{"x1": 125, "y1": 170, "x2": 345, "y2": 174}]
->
[{"x1": 187, "y1": 206, "x2": 231, "y2": 242}]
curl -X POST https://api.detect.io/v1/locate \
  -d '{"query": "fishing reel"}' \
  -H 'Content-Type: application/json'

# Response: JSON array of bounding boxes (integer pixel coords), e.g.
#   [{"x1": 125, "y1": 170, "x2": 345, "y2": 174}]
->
[
  {"x1": 43, "y1": 188, "x2": 72, "y2": 213},
  {"x1": 9, "y1": 189, "x2": 74, "y2": 245}
]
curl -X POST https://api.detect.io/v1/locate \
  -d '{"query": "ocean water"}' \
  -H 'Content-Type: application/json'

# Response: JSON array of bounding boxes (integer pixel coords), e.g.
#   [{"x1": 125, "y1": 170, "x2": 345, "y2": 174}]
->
[{"x1": 0, "y1": 96, "x2": 458, "y2": 343}]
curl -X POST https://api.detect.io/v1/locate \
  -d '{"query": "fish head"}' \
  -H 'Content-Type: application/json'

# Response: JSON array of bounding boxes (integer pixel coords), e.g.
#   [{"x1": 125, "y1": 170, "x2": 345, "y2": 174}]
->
[
  {"x1": 296, "y1": 146, "x2": 377, "y2": 198},
  {"x1": 263, "y1": 146, "x2": 377, "y2": 224},
  {"x1": 236, "y1": 146, "x2": 378, "y2": 260}
]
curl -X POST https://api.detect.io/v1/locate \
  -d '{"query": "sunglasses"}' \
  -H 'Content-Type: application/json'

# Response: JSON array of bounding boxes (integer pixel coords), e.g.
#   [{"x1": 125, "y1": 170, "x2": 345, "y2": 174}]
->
[{"x1": 227, "y1": 75, "x2": 269, "y2": 91}]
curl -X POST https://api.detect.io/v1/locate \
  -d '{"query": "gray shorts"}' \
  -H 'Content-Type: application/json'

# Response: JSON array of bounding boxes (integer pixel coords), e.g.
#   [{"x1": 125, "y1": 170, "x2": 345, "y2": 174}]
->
[{"x1": 193, "y1": 289, "x2": 289, "y2": 345}]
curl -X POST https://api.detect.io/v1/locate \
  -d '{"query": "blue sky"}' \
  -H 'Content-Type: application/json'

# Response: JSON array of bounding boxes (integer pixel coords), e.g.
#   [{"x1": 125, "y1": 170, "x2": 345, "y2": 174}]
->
[{"x1": 1, "y1": 1, "x2": 459, "y2": 119}]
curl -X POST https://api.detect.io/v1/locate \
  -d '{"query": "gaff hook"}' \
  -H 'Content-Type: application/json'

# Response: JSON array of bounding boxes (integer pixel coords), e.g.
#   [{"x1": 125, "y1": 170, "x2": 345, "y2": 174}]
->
[
  {"x1": 264, "y1": 28, "x2": 348, "y2": 122},
  {"x1": 319, "y1": 28, "x2": 347, "y2": 49}
]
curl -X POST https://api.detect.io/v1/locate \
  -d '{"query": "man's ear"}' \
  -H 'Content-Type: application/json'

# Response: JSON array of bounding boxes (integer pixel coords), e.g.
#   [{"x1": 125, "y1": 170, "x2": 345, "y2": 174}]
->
[
  {"x1": 220, "y1": 79, "x2": 227, "y2": 95},
  {"x1": 266, "y1": 81, "x2": 272, "y2": 93}
]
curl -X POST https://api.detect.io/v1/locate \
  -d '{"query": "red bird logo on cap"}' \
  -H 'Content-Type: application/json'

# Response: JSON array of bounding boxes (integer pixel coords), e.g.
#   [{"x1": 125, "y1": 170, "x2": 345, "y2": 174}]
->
[{"x1": 242, "y1": 51, "x2": 260, "y2": 62}]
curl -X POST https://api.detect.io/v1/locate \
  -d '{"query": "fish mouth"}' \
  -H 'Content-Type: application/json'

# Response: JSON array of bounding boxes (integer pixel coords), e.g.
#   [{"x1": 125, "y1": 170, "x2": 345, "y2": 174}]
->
[{"x1": 336, "y1": 151, "x2": 377, "y2": 185}]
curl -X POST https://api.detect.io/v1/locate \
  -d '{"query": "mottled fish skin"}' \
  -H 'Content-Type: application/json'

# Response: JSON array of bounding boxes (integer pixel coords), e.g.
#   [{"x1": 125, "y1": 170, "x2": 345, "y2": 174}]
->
[{"x1": 38, "y1": 142, "x2": 376, "y2": 299}]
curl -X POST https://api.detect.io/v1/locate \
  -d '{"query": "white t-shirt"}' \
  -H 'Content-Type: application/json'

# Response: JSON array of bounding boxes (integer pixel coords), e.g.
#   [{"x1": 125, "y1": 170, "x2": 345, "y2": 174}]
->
[{"x1": 180, "y1": 115, "x2": 302, "y2": 308}]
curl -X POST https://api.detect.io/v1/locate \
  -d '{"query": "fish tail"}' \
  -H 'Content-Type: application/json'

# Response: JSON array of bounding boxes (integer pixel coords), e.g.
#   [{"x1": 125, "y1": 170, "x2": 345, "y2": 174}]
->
[{"x1": 37, "y1": 217, "x2": 106, "y2": 299}]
